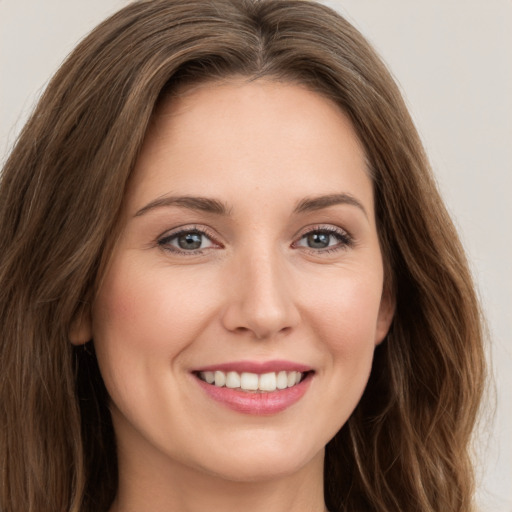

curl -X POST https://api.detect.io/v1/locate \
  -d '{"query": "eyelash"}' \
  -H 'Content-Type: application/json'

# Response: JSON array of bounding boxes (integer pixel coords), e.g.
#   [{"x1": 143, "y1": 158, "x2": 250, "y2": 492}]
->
[{"x1": 157, "y1": 224, "x2": 353, "y2": 256}]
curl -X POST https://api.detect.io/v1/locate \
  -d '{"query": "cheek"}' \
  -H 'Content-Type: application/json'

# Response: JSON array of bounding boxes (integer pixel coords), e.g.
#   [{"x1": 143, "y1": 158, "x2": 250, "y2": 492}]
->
[
  {"x1": 303, "y1": 267, "x2": 383, "y2": 405},
  {"x1": 91, "y1": 258, "x2": 209, "y2": 387},
  {"x1": 304, "y1": 269, "x2": 384, "y2": 351},
  {"x1": 293, "y1": 270, "x2": 384, "y2": 441}
]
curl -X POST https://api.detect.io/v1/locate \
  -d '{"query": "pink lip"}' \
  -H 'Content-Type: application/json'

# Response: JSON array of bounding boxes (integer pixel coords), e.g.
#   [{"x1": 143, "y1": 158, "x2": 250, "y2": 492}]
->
[
  {"x1": 195, "y1": 374, "x2": 312, "y2": 415},
  {"x1": 194, "y1": 359, "x2": 312, "y2": 374}
]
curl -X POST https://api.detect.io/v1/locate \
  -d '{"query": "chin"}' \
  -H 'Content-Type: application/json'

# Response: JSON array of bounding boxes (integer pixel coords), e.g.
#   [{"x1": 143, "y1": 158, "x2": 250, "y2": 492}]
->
[{"x1": 190, "y1": 437, "x2": 325, "y2": 483}]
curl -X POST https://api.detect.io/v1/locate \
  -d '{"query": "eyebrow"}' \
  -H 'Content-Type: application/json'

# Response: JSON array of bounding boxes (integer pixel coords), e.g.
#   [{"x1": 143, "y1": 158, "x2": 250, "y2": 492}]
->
[
  {"x1": 134, "y1": 192, "x2": 367, "y2": 218},
  {"x1": 134, "y1": 195, "x2": 230, "y2": 217},
  {"x1": 293, "y1": 193, "x2": 368, "y2": 218}
]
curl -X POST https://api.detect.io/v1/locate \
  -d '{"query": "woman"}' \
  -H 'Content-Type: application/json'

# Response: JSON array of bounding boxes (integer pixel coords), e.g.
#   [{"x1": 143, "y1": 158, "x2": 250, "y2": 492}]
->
[{"x1": 0, "y1": 1, "x2": 485, "y2": 511}]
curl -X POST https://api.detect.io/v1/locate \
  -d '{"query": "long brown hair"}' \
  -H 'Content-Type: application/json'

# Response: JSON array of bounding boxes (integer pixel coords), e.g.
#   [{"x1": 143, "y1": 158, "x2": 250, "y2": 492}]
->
[{"x1": 0, "y1": 1, "x2": 485, "y2": 511}]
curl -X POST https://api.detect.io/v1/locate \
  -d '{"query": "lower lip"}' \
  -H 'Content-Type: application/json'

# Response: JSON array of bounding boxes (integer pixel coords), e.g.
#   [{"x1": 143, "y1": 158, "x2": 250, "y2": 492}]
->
[{"x1": 194, "y1": 374, "x2": 312, "y2": 415}]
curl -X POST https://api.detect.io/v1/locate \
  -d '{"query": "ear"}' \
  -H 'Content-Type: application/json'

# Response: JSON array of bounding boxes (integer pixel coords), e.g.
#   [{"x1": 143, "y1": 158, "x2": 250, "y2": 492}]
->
[
  {"x1": 375, "y1": 285, "x2": 395, "y2": 346},
  {"x1": 69, "y1": 306, "x2": 92, "y2": 345}
]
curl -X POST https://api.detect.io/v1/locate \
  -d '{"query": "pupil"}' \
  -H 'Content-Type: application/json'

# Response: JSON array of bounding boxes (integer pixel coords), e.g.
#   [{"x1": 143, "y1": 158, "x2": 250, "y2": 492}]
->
[
  {"x1": 178, "y1": 232, "x2": 202, "y2": 250},
  {"x1": 307, "y1": 232, "x2": 330, "y2": 248}
]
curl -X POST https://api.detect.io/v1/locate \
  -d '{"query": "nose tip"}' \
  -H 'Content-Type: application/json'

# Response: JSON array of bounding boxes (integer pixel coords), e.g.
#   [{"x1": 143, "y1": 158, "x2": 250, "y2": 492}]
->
[
  {"x1": 226, "y1": 300, "x2": 298, "y2": 340},
  {"x1": 221, "y1": 257, "x2": 300, "y2": 340}
]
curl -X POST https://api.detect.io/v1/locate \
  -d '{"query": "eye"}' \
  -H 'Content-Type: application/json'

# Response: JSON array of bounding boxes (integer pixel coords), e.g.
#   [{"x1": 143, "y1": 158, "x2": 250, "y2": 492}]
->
[
  {"x1": 158, "y1": 227, "x2": 218, "y2": 254},
  {"x1": 294, "y1": 226, "x2": 352, "y2": 252}
]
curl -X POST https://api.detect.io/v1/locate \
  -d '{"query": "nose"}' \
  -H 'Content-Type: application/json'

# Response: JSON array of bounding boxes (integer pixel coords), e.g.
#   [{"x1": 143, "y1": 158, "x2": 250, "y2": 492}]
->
[{"x1": 221, "y1": 251, "x2": 301, "y2": 340}]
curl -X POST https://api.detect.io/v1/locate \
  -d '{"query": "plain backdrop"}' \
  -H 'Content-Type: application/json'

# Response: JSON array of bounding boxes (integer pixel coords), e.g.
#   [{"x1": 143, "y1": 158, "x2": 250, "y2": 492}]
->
[{"x1": 1, "y1": 1, "x2": 511, "y2": 510}]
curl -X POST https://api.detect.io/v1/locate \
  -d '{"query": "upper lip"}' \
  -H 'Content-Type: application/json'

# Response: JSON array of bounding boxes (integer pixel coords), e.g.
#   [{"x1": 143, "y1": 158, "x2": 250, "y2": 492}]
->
[{"x1": 193, "y1": 360, "x2": 313, "y2": 374}]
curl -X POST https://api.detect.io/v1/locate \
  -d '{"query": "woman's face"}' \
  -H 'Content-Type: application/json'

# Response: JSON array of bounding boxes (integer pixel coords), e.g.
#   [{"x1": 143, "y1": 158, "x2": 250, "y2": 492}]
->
[{"x1": 77, "y1": 79, "x2": 393, "y2": 483}]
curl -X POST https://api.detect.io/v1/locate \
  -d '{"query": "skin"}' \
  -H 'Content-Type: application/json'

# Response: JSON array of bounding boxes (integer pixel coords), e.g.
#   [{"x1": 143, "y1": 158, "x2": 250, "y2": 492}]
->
[{"x1": 71, "y1": 79, "x2": 394, "y2": 512}]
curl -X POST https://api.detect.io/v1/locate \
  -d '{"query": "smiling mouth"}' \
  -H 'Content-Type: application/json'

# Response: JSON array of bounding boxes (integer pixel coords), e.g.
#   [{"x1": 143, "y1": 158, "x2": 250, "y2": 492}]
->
[{"x1": 194, "y1": 370, "x2": 313, "y2": 393}]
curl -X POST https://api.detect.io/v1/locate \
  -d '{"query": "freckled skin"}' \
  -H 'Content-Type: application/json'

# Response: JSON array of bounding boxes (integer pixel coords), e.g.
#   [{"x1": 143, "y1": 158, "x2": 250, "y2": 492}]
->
[{"x1": 72, "y1": 80, "x2": 394, "y2": 512}]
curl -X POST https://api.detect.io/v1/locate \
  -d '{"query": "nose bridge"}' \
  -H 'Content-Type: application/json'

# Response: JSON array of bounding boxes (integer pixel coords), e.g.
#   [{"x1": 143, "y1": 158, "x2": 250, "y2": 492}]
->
[{"x1": 221, "y1": 245, "x2": 300, "y2": 339}]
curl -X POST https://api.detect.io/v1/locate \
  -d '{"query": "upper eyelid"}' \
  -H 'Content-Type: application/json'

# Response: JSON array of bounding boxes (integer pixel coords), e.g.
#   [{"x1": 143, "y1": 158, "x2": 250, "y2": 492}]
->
[
  {"x1": 158, "y1": 223, "x2": 349, "y2": 237},
  {"x1": 293, "y1": 223, "x2": 352, "y2": 240},
  {"x1": 158, "y1": 224, "x2": 217, "y2": 240}
]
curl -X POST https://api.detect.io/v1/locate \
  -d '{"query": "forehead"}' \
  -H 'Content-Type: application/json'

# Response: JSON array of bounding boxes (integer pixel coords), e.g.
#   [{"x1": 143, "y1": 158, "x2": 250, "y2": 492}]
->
[{"x1": 126, "y1": 79, "x2": 373, "y2": 219}]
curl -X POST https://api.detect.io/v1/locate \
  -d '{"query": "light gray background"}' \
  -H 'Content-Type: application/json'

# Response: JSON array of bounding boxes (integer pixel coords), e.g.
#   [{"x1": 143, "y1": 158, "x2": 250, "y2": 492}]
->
[{"x1": 1, "y1": 1, "x2": 511, "y2": 510}]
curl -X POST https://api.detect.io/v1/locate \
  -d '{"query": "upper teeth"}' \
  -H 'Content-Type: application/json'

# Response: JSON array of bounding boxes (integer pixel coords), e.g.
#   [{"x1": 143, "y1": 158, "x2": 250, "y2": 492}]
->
[{"x1": 199, "y1": 370, "x2": 303, "y2": 392}]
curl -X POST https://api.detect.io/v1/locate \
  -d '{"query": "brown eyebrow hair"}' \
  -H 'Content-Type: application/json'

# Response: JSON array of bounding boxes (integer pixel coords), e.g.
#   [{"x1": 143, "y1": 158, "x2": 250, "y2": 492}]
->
[
  {"x1": 134, "y1": 192, "x2": 368, "y2": 218},
  {"x1": 134, "y1": 195, "x2": 230, "y2": 217},
  {"x1": 293, "y1": 193, "x2": 368, "y2": 218}
]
